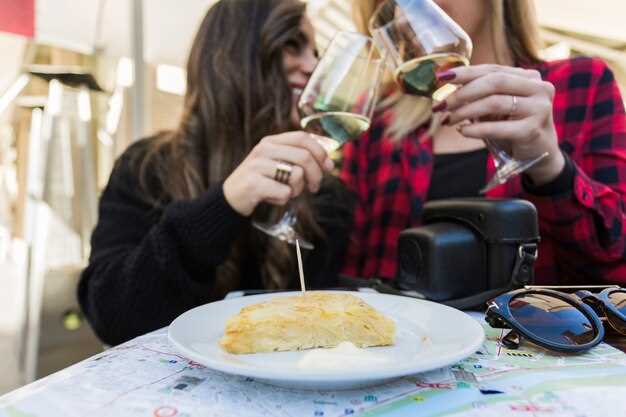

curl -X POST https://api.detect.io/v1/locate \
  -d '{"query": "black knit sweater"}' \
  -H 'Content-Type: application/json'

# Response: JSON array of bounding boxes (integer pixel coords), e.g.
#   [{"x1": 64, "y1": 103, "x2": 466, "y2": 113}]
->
[{"x1": 78, "y1": 138, "x2": 354, "y2": 346}]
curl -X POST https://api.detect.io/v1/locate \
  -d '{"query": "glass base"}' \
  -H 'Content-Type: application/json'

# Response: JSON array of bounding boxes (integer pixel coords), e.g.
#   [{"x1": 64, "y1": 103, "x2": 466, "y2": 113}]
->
[
  {"x1": 252, "y1": 212, "x2": 315, "y2": 250},
  {"x1": 481, "y1": 152, "x2": 549, "y2": 194}
]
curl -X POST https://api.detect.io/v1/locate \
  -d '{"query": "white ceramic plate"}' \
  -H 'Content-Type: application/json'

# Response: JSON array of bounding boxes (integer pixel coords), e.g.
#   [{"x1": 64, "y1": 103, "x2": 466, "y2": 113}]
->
[{"x1": 168, "y1": 291, "x2": 484, "y2": 390}]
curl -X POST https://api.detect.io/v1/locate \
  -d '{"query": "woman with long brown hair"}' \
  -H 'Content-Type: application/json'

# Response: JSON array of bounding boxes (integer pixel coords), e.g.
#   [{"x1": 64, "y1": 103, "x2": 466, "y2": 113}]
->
[
  {"x1": 342, "y1": 0, "x2": 626, "y2": 284},
  {"x1": 79, "y1": 0, "x2": 353, "y2": 345}
]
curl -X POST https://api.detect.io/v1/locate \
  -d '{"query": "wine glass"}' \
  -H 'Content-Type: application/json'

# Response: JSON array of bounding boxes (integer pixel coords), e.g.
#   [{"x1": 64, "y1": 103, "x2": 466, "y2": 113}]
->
[
  {"x1": 298, "y1": 32, "x2": 384, "y2": 155},
  {"x1": 253, "y1": 32, "x2": 385, "y2": 250},
  {"x1": 369, "y1": 0, "x2": 548, "y2": 192}
]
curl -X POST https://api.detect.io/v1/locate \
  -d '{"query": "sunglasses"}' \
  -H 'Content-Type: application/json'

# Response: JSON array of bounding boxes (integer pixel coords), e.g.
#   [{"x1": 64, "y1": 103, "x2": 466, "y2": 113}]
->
[{"x1": 485, "y1": 285, "x2": 626, "y2": 353}]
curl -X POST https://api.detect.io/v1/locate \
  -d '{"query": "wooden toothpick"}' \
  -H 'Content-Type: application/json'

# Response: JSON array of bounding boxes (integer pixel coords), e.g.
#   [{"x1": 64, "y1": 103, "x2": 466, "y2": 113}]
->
[{"x1": 296, "y1": 239, "x2": 306, "y2": 294}]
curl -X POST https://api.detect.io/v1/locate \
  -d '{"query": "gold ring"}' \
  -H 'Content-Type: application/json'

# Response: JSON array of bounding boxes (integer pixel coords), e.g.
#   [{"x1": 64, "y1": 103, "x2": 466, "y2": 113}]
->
[
  {"x1": 508, "y1": 95, "x2": 518, "y2": 119},
  {"x1": 274, "y1": 162, "x2": 292, "y2": 184}
]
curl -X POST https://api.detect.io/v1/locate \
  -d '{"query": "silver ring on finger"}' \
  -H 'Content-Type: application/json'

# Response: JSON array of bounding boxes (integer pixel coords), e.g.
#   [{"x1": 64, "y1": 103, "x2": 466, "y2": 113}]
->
[
  {"x1": 274, "y1": 162, "x2": 292, "y2": 185},
  {"x1": 507, "y1": 95, "x2": 518, "y2": 120}
]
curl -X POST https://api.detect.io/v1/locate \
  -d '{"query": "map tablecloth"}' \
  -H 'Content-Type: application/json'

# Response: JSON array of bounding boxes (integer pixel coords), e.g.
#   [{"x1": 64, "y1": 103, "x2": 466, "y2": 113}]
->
[{"x1": 2, "y1": 316, "x2": 626, "y2": 417}]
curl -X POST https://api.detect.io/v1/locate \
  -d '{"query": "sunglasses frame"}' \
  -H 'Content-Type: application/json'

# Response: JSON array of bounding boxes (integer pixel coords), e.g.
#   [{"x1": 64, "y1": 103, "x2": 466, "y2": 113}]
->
[
  {"x1": 576, "y1": 287, "x2": 626, "y2": 334},
  {"x1": 486, "y1": 288, "x2": 605, "y2": 353}
]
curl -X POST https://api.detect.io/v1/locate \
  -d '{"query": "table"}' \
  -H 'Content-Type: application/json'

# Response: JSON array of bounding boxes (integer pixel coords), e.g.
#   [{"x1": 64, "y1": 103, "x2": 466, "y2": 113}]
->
[{"x1": 1, "y1": 318, "x2": 626, "y2": 417}]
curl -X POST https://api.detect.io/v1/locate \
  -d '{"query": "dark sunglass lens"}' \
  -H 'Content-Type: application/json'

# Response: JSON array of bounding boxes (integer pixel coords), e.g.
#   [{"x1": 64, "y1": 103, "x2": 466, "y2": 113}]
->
[
  {"x1": 608, "y1": 291, "x2": 626, "y2": 315},
  {"x1": 509, "y1": 293, "x2": 597, "y2": 346}
]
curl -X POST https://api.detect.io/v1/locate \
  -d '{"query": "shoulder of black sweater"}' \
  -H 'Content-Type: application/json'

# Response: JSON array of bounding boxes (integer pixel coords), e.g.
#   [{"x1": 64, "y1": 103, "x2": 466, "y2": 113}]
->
[
  {"x1": 80, "y1": 136, "x2": 248, "y2": 345},
  {"x1": 107, "y1": 135, "x2": 167, "y2": 208},
  {"x1": 95, "y1": 134, "x2": 247, "y2": 271}
]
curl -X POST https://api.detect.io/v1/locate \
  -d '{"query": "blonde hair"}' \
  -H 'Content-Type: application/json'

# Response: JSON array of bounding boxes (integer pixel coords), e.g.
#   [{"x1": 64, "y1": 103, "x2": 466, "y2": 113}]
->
[{"x1": 352, "y1": 0, "x2": 543, "y2": 140}]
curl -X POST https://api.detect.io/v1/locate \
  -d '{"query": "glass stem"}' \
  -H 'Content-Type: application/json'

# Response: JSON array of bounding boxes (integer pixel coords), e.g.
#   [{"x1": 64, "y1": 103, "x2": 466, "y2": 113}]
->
[
  {"x1": 484, "y1": 138, "x2": 513, "y2": 169},
  {"x1": 281, "y1": 204, "x2": 298, "y2": 227}
]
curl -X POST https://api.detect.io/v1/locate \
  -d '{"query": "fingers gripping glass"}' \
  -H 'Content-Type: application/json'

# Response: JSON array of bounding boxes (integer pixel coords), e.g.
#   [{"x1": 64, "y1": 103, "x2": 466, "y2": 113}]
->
[
  {"x1": 253, "y1": 32, "x2": 384, "y2": 250},
  {"x1": 252, "y1": 162, "x2": 316, "y2": 250},
  {"x1": 369, "y1": 0, "x2": 548, "y2": 193},
  {"x1": 486, "y1": 287, "x2": 626, "y2": 353}
]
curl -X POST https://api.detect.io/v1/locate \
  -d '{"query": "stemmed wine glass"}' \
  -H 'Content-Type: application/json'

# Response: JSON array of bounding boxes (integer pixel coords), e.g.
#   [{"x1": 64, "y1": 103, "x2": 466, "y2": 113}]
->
[
  {"x1": 299, "y1": 32, "x2": 384, "y2": 153},
  {"x1": 369, "y1": 0, "x2": 548, "y2": 192},
  {"x1": 253, "y1": 32, "x2": 385, "y2": 249}
]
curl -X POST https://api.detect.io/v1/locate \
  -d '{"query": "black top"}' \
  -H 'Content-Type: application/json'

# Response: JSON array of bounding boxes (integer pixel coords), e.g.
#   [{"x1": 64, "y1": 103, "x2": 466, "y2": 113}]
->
[
  {"x1": 427, "y1": 148, "x2": 576, "y2": 200},
  {"x1": 78, "y1": 138, "x2": 354, "y2": 346},
  {"x1": 427, "y1": 149, "x2": 488, "y2": 200}
]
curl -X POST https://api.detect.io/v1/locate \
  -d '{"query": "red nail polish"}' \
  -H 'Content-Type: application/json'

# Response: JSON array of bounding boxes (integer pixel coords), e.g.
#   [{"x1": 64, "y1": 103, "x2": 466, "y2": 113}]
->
[
  {"x1": 441, "y1": 115, "x2": 450, "y2": 125},
  {"x1": 432, "y1": 101, "x2": 447, "y2": 112},
  {"x1": 436, "y1": 70, "x2": 456, "y2": 81}
]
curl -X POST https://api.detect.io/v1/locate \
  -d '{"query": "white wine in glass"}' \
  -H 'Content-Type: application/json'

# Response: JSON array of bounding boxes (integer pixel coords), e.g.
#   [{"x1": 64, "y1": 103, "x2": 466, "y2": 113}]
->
[
  {"x1": 299, "y1": 32, "x2": 384, "y2": 154},
  {"x1": 300, "y1": 111, "x2": 371, "y2": 153},
  {"x1": 370, "y1": 0, "x2": 472, "y2": 101},
  {"x1": 370, "y1": 0, "x2": 548, "y2": 192},
  {"x1": 394, "y1": 52, "x2": 469, "y2": 101}
]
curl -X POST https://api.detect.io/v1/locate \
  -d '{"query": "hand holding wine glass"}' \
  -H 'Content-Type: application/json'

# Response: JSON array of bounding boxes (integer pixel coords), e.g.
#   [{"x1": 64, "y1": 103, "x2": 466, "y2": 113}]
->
[
  {"x1": 434, "y1": 65, "x2": 565, "y2": 186},
  {"x1": 224, "y1": 131, "x2": 334, "y2": 217},
  {"x1": 369, "y1": 0, "x2": 549, "y2": 192},
  {"x1": 252, "y1": 32, "x2": 384, "y2": 249}
]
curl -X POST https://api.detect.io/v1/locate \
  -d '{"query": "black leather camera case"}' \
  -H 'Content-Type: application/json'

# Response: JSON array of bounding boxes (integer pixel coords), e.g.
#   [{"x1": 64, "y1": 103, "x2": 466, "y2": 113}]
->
[{"x1": 397, "y1": 198, "x2": 540, "y2": 306}]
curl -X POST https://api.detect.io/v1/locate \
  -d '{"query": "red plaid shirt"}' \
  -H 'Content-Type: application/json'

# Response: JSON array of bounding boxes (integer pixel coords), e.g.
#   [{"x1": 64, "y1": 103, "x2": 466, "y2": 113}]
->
[{"x1": 340, "y1": 57, "x2": 626, "y2": 285}]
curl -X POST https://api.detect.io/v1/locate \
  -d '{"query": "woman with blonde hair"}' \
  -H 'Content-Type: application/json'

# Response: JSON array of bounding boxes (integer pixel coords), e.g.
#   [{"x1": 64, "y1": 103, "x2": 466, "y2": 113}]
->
[{"x1": 341, "y1": 0, "x2": 626, "y2": 284}]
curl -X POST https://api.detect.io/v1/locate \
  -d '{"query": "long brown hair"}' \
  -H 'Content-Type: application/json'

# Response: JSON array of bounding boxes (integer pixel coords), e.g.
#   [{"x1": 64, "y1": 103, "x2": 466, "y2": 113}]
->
[
  {"x1": 138, "y1": 0, "x2": 323, "y2": 296},
  {"x1": 353, "y1": 0, "x2": 544, "y2": 139}
]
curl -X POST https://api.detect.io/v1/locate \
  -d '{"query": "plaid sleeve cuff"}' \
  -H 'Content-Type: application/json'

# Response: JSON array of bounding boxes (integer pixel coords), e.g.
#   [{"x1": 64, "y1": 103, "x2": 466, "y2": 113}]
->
[
  {"x1": 522, "y1": 158, "x2": 597, "y2": 224},
  {"x1": 522, "y1": 152, "x2": 575, "y2": 196}
]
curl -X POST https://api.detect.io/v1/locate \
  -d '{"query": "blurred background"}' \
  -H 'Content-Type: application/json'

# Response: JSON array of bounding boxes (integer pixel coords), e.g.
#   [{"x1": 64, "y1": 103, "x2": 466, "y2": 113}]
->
[{"x1": 0, "y1": 0, "x2": 624, "y2": 394}]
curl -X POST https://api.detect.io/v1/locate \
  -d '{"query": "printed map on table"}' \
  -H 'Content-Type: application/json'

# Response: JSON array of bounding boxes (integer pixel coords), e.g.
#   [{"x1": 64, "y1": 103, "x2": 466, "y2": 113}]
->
[{"x1": 1, "y1": 319, "x2": 626, "y2": 417}]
